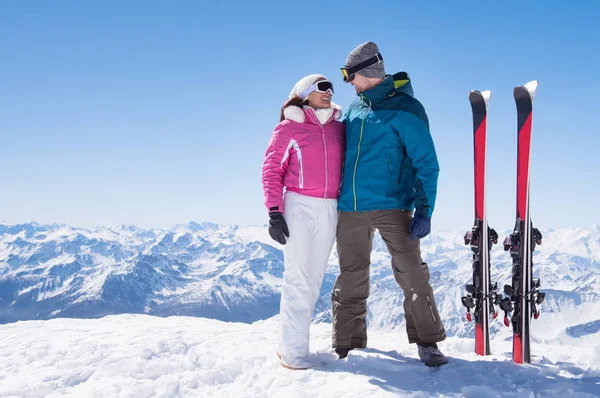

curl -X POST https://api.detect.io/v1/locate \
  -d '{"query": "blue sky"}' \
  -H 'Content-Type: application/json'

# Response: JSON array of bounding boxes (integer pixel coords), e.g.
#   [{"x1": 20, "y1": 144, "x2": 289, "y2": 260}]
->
[{"x1": 1, "y1": 1, "x2": 599, "y2": 231}]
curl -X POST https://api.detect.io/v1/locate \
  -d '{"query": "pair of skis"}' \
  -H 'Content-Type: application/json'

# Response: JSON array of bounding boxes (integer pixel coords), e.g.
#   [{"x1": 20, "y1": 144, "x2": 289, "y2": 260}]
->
[{"x1": 460, "y1": 81, "x2": 545, "y2": 364}]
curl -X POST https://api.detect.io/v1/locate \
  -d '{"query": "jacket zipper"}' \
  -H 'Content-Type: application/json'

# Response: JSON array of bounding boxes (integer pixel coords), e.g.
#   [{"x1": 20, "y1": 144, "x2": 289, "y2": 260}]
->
[
  {"x1": 296, "y1": 147, "x2": 303, "y2": 188},
  {"x1": 319, "y1": 123, "x2": 328, "y2": 199},
  {"x1": 308, "y1": 109, "x2": 331, "y2": 200},
  {"x1": 426, "y1": 296, "x2": 437, "y2": 323},
  {"x1": 353, "y1": 97, "x2": 371, "y2": 211}
]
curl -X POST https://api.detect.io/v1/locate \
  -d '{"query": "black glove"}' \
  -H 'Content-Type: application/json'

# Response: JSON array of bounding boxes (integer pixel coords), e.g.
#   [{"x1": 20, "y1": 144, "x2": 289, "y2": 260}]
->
[{"x1": 268, "y1": 212, "x2": 289, "y2": 245}]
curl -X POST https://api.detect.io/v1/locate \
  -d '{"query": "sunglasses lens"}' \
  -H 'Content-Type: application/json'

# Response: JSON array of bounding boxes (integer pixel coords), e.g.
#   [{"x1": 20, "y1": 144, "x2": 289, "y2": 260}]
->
[{"x1": 316, "y1": 81, "x2": 334, "y2": 93}]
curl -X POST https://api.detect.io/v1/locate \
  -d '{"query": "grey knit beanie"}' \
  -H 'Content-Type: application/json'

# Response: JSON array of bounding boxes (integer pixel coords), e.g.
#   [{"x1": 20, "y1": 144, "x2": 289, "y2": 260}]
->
[{"x1": 344, "y1": 41, "x2": 386, "y2": 79}]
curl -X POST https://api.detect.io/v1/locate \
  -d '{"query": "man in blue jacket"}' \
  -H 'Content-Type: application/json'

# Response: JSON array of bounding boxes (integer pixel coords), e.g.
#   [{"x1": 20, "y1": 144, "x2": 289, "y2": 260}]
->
[{"x1": 332, "y1": 41, "x2": 447, "y2": 366}]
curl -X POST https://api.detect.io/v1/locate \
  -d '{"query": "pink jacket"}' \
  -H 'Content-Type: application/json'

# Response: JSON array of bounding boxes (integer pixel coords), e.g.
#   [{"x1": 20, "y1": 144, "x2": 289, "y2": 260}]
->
[{"x1": 262, "y1": 105, "x2": 346, "y2": 212}]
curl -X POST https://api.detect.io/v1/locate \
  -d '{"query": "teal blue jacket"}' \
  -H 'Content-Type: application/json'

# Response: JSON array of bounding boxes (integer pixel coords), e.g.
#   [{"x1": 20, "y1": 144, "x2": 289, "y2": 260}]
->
[{"x1": 338, "y1": 72, "x2": 439, "y2": 217}]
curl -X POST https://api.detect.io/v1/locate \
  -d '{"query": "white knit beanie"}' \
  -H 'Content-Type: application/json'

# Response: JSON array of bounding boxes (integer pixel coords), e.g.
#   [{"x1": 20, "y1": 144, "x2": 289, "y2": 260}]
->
[{"x1": 289, "y1": 74, "x2": 326, "y2": 99}]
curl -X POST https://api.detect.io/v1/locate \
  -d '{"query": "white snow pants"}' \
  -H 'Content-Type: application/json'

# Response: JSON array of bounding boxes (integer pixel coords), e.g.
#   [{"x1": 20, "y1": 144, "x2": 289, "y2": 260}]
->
[{"x1": 279, "y1": 191, "x2": 338, "y2": 357}]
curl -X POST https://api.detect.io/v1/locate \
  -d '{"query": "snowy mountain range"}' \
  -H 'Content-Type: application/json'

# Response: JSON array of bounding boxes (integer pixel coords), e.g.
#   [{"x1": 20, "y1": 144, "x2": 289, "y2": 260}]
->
[{"x1": 1, "y1": 221, "x2": 599, "y2": 341}]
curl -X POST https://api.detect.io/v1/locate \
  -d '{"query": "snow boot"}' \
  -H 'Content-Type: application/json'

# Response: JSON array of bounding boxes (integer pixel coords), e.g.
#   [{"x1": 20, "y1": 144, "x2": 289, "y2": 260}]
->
[
  {"x1": 417, "y1": 343, "x2": 448, "y2": 367},
  {"x1": 335, "y1": 347, "x2": 354, "y2": 359},
  {"x1": 277, "y1": 353, "x2": 311, "y2": 370}
]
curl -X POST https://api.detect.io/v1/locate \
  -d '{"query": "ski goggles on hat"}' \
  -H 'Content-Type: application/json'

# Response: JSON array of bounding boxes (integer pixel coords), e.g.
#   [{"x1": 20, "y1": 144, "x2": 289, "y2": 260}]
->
[
  {"x1": 340, "y1": 53, "x2": 383, "y2": 82},
  {"x1": 299, "y1": 80, "x2": 334, "y2": 100}
]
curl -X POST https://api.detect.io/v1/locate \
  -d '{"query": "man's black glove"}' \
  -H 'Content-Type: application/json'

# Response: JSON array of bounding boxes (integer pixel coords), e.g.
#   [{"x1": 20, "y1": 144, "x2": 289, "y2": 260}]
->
[{"x1": 268, "y1": 212, "x2": 289, "y2": 245}]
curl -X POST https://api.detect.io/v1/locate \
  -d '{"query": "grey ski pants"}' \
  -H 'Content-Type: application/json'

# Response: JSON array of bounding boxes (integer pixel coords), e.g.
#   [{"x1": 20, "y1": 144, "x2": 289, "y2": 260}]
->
[{"x1": 331, "y1": 210, "x2": 447, "y2": 348}]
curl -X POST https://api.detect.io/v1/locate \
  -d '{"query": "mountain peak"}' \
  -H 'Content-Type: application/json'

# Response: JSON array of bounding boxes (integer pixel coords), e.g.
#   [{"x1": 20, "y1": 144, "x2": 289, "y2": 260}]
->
[{"x1": 177, "y1": 221, "x2": 221, "y2": 232}]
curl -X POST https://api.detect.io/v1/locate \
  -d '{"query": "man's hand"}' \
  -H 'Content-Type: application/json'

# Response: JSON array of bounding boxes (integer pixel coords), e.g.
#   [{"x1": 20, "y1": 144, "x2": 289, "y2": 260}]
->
[
  {"x1": 268, "y1": 212, "x2": 289, "y2": 245},
  {"x1": 410, "y1": 213, "x2": 431, "y2": 240}
]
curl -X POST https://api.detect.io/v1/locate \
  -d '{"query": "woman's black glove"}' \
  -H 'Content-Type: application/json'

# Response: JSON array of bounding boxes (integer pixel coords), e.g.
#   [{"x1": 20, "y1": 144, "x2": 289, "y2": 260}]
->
[{"x1": 268, "y1": 212, "x2": 289, "y2": 245}]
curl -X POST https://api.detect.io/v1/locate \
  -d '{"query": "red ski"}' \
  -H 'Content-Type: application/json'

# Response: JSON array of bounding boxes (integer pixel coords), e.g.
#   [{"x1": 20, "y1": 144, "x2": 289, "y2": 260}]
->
[
  {"x1": 499, "y1": 81, "x2": 546, "y2": 364},
  {"x1": 461, "y1": 90, "x2": 500, "y2": 356}
]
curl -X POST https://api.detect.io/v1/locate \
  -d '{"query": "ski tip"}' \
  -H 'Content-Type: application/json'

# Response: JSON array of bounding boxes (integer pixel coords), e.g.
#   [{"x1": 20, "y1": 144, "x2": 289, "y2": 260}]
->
[
  {"x1": 524, "y1": 80, "x2": 538, "y2": 93},
  {"x1": 481, "y1": 90, "x2": 492, "y2": 103},
  {"x1": 515, "y1": 80, "x2": 538, "y2": 97},
  {"x1": 469, "y1": 90, "x2": 491, "y2": 106}
]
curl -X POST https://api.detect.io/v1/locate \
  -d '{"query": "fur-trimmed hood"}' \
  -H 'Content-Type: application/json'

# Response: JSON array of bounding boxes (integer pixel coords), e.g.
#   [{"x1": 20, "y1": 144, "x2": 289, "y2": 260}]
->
[{"x1": 283, "y1": 103, "x2": 343, "y2": 125}]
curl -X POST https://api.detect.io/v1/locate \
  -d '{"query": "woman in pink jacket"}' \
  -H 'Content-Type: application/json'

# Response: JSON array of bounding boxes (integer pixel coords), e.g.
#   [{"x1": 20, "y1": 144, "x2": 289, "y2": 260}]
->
[{"x1": 262, "y1": 74, "x2": 345, "y2": 370}]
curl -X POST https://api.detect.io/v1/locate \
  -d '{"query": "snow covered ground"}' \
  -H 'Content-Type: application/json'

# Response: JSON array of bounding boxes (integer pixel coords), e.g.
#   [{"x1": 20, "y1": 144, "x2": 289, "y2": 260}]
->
[{"x1": 1, "y1": 314, "x2": 599, "y2": 398}]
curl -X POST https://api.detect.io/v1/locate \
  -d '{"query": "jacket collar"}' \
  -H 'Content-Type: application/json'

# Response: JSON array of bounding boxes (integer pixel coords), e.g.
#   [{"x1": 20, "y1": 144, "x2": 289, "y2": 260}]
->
[
  {"x1": 283, "y1": 103, "x2": 343, "y2": 124},
  {"x1": 360, "y1": 72, "x2": 414, "y2": 106}
]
